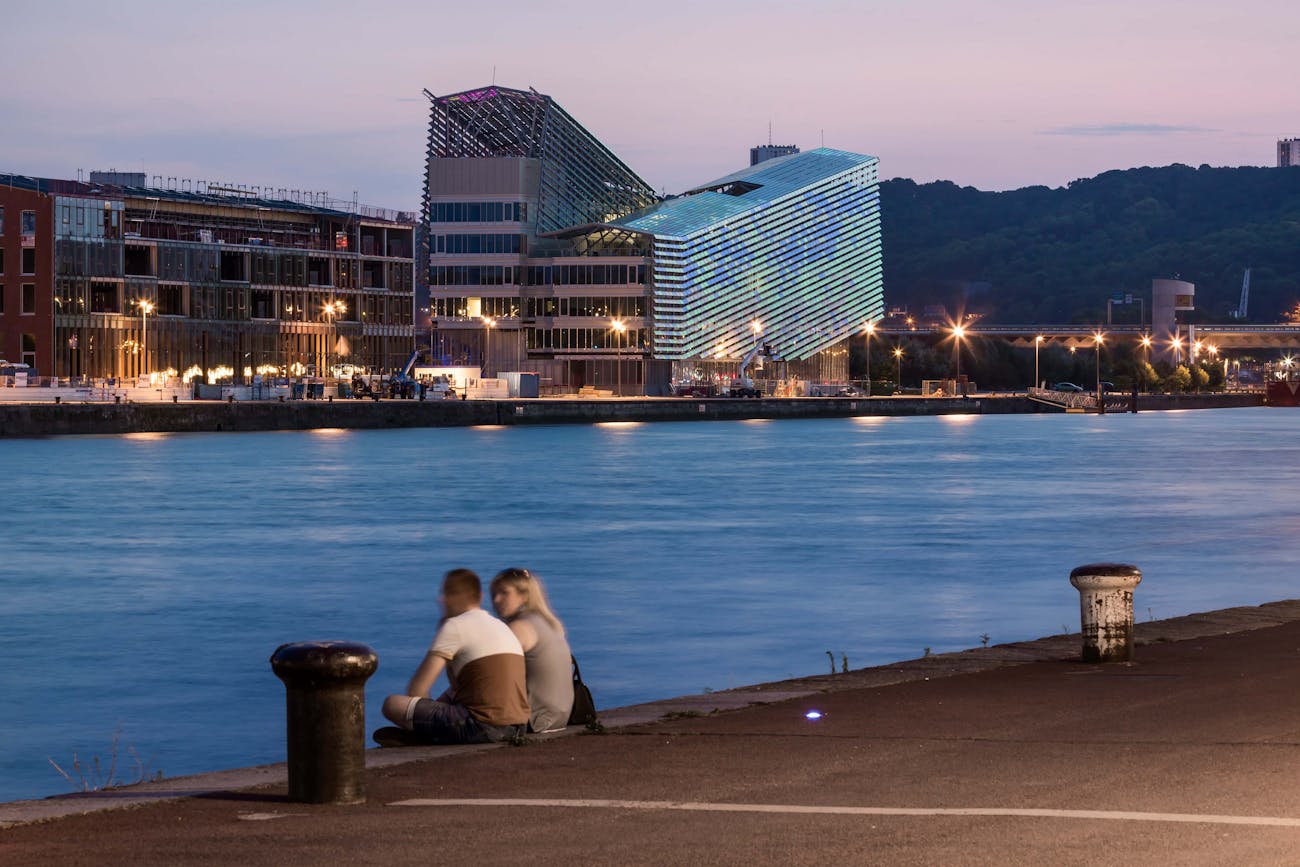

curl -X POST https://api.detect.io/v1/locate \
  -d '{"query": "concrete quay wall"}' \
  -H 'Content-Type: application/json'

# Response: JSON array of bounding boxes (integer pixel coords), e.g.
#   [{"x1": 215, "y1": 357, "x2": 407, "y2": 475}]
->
[{"x1": 0, "y1": 392, "x2": 1264, "y2": 438}]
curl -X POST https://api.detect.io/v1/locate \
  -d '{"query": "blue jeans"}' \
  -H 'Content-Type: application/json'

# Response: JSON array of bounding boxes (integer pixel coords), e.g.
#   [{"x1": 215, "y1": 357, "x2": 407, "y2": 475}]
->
[{"x1": 410, "y1": 695, "x2": 525, "y2": 744}]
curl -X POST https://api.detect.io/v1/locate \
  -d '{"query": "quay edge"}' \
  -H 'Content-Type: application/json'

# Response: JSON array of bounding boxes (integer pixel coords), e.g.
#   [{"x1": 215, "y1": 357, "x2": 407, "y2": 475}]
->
[{"x1": 0, "y1": 393, "x2": 1264, "y2": 438}]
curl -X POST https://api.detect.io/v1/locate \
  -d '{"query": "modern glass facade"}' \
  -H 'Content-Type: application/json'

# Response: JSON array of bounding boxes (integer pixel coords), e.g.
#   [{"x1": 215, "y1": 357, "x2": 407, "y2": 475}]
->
[{"x1": 613, "y1": 148, "x2": 883, "y2": 365}]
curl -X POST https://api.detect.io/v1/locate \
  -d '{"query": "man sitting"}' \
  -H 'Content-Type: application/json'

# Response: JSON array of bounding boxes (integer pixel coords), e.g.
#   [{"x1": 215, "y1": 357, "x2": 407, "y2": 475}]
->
[{"x1": 378, "y1": 568, "x2": 529, "y2": 745}]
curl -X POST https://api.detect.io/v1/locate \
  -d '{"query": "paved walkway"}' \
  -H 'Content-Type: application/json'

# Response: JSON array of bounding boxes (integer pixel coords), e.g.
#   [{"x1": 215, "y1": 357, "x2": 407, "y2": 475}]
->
[{"x1": 4, "y1": 601, "x2": 1300, "y2": 865}]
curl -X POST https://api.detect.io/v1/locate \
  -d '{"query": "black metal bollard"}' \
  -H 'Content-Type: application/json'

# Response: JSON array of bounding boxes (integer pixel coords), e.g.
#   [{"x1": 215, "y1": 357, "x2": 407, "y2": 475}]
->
[{"x1": 270, "y1": 640, "x2": 379, "y2": 804}]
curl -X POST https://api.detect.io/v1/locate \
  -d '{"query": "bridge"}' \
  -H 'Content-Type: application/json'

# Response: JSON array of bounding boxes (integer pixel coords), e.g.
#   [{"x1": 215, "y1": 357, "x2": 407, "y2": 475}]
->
[{"x1": 876, "y1": 323, "x2": 1300, "y2": 351}]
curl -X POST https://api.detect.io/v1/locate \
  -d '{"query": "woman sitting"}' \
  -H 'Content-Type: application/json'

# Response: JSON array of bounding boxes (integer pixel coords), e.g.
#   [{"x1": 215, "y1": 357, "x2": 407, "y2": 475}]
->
[{"x1": 490, "y1": 568, "x2": 575, "y2": 733}]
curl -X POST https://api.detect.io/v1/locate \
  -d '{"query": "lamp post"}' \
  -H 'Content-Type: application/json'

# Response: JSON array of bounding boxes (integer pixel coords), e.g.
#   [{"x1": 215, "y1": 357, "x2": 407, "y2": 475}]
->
[
  {"x1": 893, "y1": 346, "x2": 904, "y2": 390},
  {"x1": 1093, "y1": 331, "x2": 1105, "y2": 410},
  {"x1": 611, "y1": 319, "x2": 626, "y2": 396},
  {"x1": 1034, "y1": 334, "x2": 1044, "y2": 390},
  {"x1": 863, "y1": 320, "x2": 875, "y2": 396},
  {"x1": 137, "y1": 299, "x2": 154, "y2": 382},
  {"x1": 323, "y1": 301, "x2": 345, "y2": 378},
  {"x1": 952, "y1": 324, "x2": 966, "y2": 396},
  {"x1": 481, "y1": 316, "x2": 495, "y2": 377}
]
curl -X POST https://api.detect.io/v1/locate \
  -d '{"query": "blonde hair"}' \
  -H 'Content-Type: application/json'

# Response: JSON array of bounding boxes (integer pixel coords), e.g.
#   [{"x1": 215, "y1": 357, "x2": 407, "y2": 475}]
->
[{"x1": 491, "y1": 568, "x2": 565, "y2": 637}]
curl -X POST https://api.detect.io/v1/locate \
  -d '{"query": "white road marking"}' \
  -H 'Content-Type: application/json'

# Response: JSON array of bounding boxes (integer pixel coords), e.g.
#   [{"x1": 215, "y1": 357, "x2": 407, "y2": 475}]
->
[{"x1": 389, "y1": 798, "x2": 1300, "y2": 828}]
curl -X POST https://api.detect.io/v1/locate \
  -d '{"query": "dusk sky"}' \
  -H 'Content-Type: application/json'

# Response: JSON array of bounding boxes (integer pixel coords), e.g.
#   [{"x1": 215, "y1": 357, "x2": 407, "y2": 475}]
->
[{"x1": 5, "y1": 0, "x2": 1299, "y2": 211}]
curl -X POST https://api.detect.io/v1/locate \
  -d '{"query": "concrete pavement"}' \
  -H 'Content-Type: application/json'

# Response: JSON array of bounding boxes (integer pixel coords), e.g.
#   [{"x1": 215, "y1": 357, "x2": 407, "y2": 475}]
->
[{"x1": 4, "y1": 600, "x2": 1300, "y2": 865}]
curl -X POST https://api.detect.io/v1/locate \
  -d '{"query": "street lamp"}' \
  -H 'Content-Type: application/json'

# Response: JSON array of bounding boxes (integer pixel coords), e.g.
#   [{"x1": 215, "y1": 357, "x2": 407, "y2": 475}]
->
[
  {"x1": 323, "y1": 301, "x2": 345, "y2": 378},
  {"x1": 1140, "y1": 334, "x2": 1152, "y2": 394},
  {"x1": 893, "y1": 346, "x2": 904, "y2": 390},
  {"x1": 481, "y1": 316, "x2": 496, "y2": 377},
  {"x1": 863, "y1": 320, "x2": 875, "y2": 396},
  {"x1": 137, "y1": 299, "x2": 154, "y2": 382},
  {"x1": 951, "y1": 324, "x2": 966, "y2": 395},
  {"x1": 1093, "y1": 331, "x2": 1105, "y2": 409},
  {"x1": 1034, "y1": 334, "x2": 1044, "y2": 390},
  {"x1": 611, "y1": 319, "x2": 626, "y2": 396}
]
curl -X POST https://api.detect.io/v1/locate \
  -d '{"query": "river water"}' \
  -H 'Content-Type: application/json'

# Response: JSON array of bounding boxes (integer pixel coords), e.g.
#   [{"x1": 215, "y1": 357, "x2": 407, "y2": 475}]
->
[{"x1": 1, "y1": 407, "x2": 1296, "y2": 802}]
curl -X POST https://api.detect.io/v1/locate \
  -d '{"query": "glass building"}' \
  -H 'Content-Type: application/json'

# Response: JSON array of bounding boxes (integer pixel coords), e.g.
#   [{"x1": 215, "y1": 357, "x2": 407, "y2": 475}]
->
[
  {"x1": 422, "y1": 85, "x2": 882, "y2": 393},
  {"x1": 612, "y1": 148, "x2": 883, "y2": 382}
]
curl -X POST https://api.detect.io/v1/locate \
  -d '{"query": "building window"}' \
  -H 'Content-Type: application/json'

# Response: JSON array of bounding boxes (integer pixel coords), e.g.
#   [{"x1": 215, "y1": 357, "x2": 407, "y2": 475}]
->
[
  {"x1": 0, "y1": 249, "x2": 4, "y2": 274},
  {"x1": 0, "y1": 284, "x2": 5, "y2": 314},
  {"x1": 22, "y1": 283, "x2": 35, "y2": 314},
  {"x1": 0, "y1": 206, "x2": 4, "y2": 234},
  {"x1": 21, "y1": 248, "x2": 35, "y2": 275},
  {"x1": 21, "y1": 333, "x2": 36, "y2": 369},
  {"x1": 21, "y1": 210, "x2": 35, "y2": 234},
  {"x1": 90, "y1": 281, "x2": 119, "y2": 313}
]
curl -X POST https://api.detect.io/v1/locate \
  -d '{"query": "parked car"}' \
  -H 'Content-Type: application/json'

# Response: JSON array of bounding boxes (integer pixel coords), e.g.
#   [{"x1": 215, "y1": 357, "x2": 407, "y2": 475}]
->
[
  {"x1": 1099, "y1": 381, "x2": 1117, "y2": 393},
  {"x1": 1053, "y1": 382, "x2": 1085, "y2": 393},
  {"x1": 836, "y1": 386, "x2": 862, "y2": 397}
]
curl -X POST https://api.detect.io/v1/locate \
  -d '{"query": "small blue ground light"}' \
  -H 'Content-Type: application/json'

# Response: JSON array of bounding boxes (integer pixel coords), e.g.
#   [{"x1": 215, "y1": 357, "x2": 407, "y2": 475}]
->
[{"x1": 804, "y1": 710, "x2": 824, "y2": 720}]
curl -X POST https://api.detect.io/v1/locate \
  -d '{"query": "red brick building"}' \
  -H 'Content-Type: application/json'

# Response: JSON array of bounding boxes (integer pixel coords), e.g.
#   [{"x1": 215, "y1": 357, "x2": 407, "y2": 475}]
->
[{"x1": 0, "y1": 183, "x2": 55, "y2": 371}]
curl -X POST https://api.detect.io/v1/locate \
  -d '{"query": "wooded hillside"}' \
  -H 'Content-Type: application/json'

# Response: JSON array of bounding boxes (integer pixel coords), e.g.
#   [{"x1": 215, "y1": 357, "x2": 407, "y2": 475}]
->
[{"x1": 880, "y1": 164, "x2": 1300, "y2": 323}]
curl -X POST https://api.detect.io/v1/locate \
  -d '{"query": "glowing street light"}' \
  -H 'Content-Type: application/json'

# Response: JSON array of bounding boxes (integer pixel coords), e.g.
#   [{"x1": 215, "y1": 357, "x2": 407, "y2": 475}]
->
[
  {"x1": 951, "y1": 324, "x2": 967, "y2": 395},
  {"x1": 1034, "y1": 335, "x2": 1044, "y2": 390},
  {"x1": 893, "y1": 346, "x2": 904, "y2": 389},
  {"x1": 136, "y1": 298, "x2": 154, "y2": 381},
  {"x1": 1139, "y1": 334, "x2": 1153, "y2": 394},
  {"x1": 481, "y1": 315, "x2": 496, "y2": 377},
  {"x1": 864, "y1": 320, "x2": 876, "y2": 396},
  {"x1": 323, "y1": 300, "x2": 346, "y2": 378},
  {"x1": 611, "y1": 318, "x2": 626, "y2": 396},
  {"x1": 1093, "y1": 331, "x2": 1105, "y2": 408}
]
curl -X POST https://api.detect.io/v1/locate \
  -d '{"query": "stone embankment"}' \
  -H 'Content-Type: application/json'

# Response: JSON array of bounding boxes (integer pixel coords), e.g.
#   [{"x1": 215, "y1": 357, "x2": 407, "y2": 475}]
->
[{"x1": 0, "y1": 392, "x2": 1265, "y2": 438}]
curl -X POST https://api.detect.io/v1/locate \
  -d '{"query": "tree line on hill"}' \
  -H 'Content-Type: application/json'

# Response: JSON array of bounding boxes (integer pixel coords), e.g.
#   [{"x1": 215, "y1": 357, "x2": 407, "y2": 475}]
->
[{"x1": 879, "y1": 163, "x2": 1300, "y2": 324}]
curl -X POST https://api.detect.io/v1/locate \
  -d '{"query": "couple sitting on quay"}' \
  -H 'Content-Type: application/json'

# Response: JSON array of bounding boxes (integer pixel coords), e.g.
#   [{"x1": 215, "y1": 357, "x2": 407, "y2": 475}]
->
[{"x1": 375, "y1": 567, "x2": 576, "y2": 746}]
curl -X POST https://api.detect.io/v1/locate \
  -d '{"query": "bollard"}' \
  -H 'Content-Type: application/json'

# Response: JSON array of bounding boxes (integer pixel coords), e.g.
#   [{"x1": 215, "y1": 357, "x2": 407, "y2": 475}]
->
[
  {"x1": 270, "y1": 640, "x2": 379, "y2": 804},
  {"x1": 172, "y1": 395, "x2": 178, "y2": 404},
  {"x1": 1069, "y1": 563, "x2": 1142, "y2": 663}
]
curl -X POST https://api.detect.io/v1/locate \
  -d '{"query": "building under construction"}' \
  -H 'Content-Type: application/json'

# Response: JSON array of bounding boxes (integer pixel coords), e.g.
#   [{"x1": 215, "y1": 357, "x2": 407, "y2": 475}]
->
[{"x1": 0, "y1": 171, "x2": 415, "y2": 382}]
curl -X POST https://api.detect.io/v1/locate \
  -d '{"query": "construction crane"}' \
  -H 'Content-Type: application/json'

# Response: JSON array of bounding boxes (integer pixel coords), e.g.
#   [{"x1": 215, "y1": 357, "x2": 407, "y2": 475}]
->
[{"x1": 1232, "y1": 268, "x2": 1251, "y2": 320}]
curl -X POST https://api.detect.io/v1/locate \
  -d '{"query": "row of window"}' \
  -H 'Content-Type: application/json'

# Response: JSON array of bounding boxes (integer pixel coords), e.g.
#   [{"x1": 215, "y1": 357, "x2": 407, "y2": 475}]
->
[
  {"x1": 0, "y1": 208, "x2": 38, "y2": 236},
  {"x1": 429, "y1": 201, "x2": 528, "y2": 224},
  {"x1": 524, "y1": 296, "x2": 646, "y2": 318},
  {"x1": 0, "y1": 283, "x2": 38, "y2": 315},
  {"x1": 429, "y1": 296, "x2": 645, "y2": 319},
  {"x1": 526, "y1": 264, "x2": 647, "y2": 286},
  {"x1": 429, "y1": 266, "x2": 521, "y2": 287},
  {"x1": 525, "y1": 328, "x2": 645, "y2": 351},
  {"x1": 432, "y1": 234, "x2": 522, "y2": 255},
  {"x1": 0, "y1": 249, "x2": 40, "y2": 276}
]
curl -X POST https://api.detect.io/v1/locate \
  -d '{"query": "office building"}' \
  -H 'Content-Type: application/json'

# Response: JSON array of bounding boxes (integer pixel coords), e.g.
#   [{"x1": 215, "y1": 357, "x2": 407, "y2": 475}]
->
[
  {"x1": 1279, "y1": 138, "x2": 1300, "y2": 168},
  {"x1": 422, "y1": 85, "x2": 882, "y2": 393},
  {"x1": 750, "y1": 144, "x2": 800, "y2": 166},
  {"x1": 0, "y1": 174, "x2": 414, "y2": 381}
]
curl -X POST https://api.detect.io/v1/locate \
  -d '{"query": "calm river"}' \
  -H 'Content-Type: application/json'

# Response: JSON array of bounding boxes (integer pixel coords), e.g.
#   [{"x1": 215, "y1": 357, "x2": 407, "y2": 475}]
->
[{"x1": 2, "y1": 407, "x2": 1296, "y2": 802}]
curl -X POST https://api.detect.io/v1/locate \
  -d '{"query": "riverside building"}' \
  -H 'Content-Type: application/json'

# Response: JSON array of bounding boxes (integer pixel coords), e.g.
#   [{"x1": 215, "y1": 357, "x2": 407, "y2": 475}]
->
[
  {"x1": 422, "y1": 85, "x2": 883, "y2": 394},
  {"x1": 0, "y1": 172, "x2": 415, "y2": 382}
]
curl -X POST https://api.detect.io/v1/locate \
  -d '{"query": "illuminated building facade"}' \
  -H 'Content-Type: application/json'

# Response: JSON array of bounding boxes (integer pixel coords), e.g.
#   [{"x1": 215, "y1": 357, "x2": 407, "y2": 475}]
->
[
  {"x1": 421, "y1": 85, "x2": 882, "y2": 393},
  {"x1": 0, "y1": 173, "x2": 414, "y2": 381}
]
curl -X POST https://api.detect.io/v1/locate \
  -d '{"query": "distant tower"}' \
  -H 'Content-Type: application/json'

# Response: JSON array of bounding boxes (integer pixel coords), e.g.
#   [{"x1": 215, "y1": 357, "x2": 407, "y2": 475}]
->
[{"x1": 1278, "y1": 138, "x2": 1300, "y2": 167}]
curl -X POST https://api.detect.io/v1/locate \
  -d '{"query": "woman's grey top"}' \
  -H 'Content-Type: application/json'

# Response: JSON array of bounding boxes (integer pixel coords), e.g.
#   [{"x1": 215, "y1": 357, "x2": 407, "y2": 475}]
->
[{"x1": 520, "y1": 611, "x2": 575, "y2": 733}]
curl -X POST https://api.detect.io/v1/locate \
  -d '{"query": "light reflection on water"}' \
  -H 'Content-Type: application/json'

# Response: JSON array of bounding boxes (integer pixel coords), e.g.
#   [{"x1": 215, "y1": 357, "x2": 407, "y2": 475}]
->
[{"x1": 1, "y1": 407, "x2": 1297, "y2": 801}]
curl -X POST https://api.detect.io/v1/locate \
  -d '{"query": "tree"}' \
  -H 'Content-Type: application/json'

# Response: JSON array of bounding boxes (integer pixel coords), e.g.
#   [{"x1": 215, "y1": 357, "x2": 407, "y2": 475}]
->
[
  {"x1": 1165, "y1": 365, "x2": 1192, "y2": 392},
  {"x1": 1192, "y1": 365, "x2": 1211, "y2": 391}
]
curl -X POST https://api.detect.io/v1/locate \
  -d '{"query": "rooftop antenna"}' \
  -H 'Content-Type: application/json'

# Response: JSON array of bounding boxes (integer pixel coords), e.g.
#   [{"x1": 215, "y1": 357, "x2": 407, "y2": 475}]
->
[
  {"x1": 492, "y1": 65, "x2": 496, "y2": 85},
  {"x1": 820, "y1": 129, "x2": 825, "y2": 147},
  {"x1": 768, "y1": 121, "x2": 773, "y2": 146}
]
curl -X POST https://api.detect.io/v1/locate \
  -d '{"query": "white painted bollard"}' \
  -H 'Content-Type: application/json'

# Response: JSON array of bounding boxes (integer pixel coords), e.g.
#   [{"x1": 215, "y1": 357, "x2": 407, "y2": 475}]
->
[{"x1": 1069, "y1": 563, "x2": 1142, "y2": 663}]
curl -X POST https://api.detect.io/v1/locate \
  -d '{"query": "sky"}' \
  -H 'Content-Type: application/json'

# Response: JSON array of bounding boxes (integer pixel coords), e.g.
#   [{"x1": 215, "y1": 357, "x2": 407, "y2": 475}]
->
[{"x1": 4, "y1": 0, "x2": 1300, "y2": 211}]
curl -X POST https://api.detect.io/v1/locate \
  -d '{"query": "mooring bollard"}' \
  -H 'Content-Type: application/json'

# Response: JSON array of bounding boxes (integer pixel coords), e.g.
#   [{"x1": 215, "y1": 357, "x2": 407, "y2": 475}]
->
[
  {"x1": 1069, "y1": 563, "x2": 1142, "y2": 663},
  {"x1": 270, "y1": 640, "x2": 379, "y2": 804}
]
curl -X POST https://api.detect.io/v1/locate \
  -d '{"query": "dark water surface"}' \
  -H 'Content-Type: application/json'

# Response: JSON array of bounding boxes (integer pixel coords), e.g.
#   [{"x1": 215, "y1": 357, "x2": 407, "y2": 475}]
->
[{"x1": 2, "y1": 408, "x2": 1296, "y2": 802}]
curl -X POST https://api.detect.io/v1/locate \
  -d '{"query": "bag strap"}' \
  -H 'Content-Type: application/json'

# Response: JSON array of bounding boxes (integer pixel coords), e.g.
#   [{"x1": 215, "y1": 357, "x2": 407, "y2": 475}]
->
[{"x1": 571, "y1": 654, "x2": 584, "y2": 683}]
